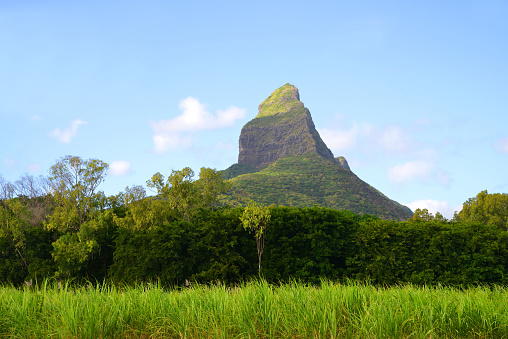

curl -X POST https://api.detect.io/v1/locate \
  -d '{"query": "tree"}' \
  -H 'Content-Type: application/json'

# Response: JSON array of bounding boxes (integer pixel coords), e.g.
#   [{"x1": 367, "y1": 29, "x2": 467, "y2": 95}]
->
[
  {"x1": 455, "y1": 190, "x2": 508, "y2": 229},
  {"x1": 409, "y1": 208, "x2": 448, "y2": 222},
  {"x1": 146, "y1": 167, "x2": 231, "y2": 222},
  {"x1": 113, "y1": 185, "x2": 177, "y2": 230},
  {"x1": 1, "y1": 174, "x2": 57, "y2": 278},
  {"x1": 197, "y1": 167, "x2": 232, "y2": 210},
  {"x1": 47, "y1": 155, "x2": 109, "y2": 232},
  {"x1": 0, "y1": 175, "x2": 30, "y2": 273},
  {"x1": 147, "y1": 167, "x2": 197, "y2": 221},
  {"x1": 120, "y1": 185, "x2": 147, "y2": 205},
  {"x1": 240, "y1": 201, "x2": 271, "y2": 273},
  {"x1": 14, "y1": 174, "x2": 53, "y2": 227}
]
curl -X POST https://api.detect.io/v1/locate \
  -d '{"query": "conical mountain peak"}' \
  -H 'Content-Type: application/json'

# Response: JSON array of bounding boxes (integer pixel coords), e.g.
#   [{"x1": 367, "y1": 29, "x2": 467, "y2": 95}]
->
[
  {"x1": 221, "y1": 83, "x2": 413, "y2": 220},
  {"x1": 256, "y1": 83, "x2": 304, "y2": 118},
  {"x1": 238, "y1": 83, "x2": 335, "y2": 168}
]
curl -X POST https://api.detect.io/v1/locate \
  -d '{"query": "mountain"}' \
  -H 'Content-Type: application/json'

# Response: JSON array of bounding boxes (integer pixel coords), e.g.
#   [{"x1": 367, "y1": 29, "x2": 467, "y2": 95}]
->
[
  {"x1": 238, "y1": 84, "x2": 336, "y2": 167},
  {"x1": 221, "y1": 84, "x2": 413, "y2": 220}
]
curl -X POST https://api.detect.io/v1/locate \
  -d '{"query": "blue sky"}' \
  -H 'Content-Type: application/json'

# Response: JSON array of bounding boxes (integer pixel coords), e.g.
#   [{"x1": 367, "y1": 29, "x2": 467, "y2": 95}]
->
[{"x1": 1, "y1": 0, "x2": 508, "y2": 218}]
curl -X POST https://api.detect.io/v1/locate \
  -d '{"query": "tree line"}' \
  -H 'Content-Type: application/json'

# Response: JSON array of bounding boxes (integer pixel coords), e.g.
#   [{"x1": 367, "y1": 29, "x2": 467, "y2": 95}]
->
[{"x1": 1, "y1": 155, "x2": 508, "y2": 287}]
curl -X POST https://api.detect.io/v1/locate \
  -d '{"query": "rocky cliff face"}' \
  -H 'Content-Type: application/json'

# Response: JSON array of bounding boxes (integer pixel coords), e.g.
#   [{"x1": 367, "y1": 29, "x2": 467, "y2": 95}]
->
[
  {"x1": 238, "y1": 84, "x2": 335, "y2": 167},
  {"x1": 335, "y1": 156, "x2": 350, "y2": 170}
]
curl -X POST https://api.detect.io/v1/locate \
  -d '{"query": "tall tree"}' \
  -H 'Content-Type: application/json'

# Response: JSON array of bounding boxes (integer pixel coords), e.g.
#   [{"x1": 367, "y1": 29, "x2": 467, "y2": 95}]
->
[
  {"x1": 113, "y1": 185, "x2": 176, "y2": 230},
  {"x1": 147, "y1": 167, "x2": 197, "y2": 221},
  {"x1": 14, "y1": 174, "x2": 53, "y2": 227},
  {"x1": 147, "y1": 167, "x2": 230, "y2": 222},
  {"x1": 47, "y1": 155, "x2": 109, "y2": 232},
  {"x1": 455, "y1": 190, "x2": 508, "y2": 229},
  {"x1": 240, "y1": 201, "x2": 271, "y2": 274},
  {"x1": 197, "y1": 167, "x2": 232, "y2": 210}
]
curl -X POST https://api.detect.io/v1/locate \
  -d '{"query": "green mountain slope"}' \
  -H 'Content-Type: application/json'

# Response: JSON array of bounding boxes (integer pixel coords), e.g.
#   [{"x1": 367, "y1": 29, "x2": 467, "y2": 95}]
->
[{"x1": 221, "y1": 153, "x2": 413, "y2": 220}]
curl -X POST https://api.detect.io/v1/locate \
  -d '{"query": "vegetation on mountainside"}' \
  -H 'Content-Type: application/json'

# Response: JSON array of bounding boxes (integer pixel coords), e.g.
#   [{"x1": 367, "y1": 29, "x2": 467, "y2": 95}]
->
[
  {"x1": 221, "y1": 153, "x2": 413, "y2": 220},
  {"x1": 221, "y1": 163, "x2": 265, "y2": 180},
  {"x1": 244, "y1": 106, "x2": 306, "y2": 128},
  {"x1": 256, "y1": 83, "x2": 303, "y2": 118}
]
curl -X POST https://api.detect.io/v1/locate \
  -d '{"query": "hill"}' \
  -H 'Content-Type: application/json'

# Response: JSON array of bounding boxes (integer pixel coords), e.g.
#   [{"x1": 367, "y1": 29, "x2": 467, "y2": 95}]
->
[{"x1": 221, "y1": 84, "x2": 413, "y2": 220}]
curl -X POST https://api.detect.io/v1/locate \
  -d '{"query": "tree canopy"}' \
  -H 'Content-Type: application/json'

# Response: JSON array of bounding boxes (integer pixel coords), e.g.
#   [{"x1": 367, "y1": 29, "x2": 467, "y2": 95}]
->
[
  {"x1": 47, "y1": 155, "x2": 109, "y2": 232},
  {"x1": 454, "y1": 190, "x2": 508, "y2": 229},
  {"x1": 240, "y1": 201, "x2": 272, "y2": 273},
  {"x1": 146, "y1": 167, "x2": 231, "y2": 221}
]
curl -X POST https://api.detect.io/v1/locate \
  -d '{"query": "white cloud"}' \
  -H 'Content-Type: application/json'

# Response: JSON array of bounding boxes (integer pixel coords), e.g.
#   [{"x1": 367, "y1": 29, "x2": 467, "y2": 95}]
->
[
  {"x1": 3, "y1": 156, "x2": 17, "y2": 169},
  {"x1": 495, "y1": 137, "x2": 508, "y2": 153},
  {"x1": 152, "y1": 133, "x2": 193, "y2": 153},
  {"x1": 150, "y1": 97, "x2": 246, "y2": 153},
  {"x1": 30, "y1": 115, "x2": 43, "y2": 122},
  {"x1": 318, "y1": 128, "x2": 358, "y2": 151},
  {"x1": 48, "y1": 119, "x2": 87, "y2": 144},
  {"x1": 110, "y1": 161, "x2": 132, "y2": 177},
  {"x1": 388, "y1": 160, "x2": 451, "y2": 187},
  {"x1": 379, "y1": 125, "x2": 414, "y2": 153},
  {"x1": 318, "y1": 118, "x2": 419, "y2": 155},
  {"x1": 389, "y1": 160, "x2": 433, "y2": 183},
  {"x1": 318, "y1": 122, "x2": 373, "y2": 152},
  {"x1": 405, "y1": 199, "x2": 458, "y2": 219},
  {"x1": 26, "y1": 163, "x2": 41, "y2": 173}
]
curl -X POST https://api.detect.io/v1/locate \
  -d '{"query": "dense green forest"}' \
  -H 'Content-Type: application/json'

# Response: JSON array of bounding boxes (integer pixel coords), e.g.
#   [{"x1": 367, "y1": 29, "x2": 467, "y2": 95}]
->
[{"x1": 1, "y1": 155, "x2": 508, "y2": 287}]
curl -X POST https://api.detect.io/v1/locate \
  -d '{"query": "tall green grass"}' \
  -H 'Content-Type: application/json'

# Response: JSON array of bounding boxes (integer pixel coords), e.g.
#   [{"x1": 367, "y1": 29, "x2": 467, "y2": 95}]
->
[{"x1": 1, "y1": 280, "x2": 507, "y2": 338}]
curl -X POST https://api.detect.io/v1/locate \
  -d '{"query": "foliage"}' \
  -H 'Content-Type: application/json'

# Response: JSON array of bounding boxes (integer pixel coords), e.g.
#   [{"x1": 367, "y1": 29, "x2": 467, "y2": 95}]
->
[
  {"x1": 110, "y1": 208, "x2": 252, "y2": 285},
  {"x1": 263, "y1": 206, "x2": 359, "y2": 284},
  {"x1": 109, "y1": 220, "x2": 193, "y2": 284},
  {"x1": 4, "y1": 170, "x2": 508, "y2": 289},
  {"x1": 221, "y1": 153, "x2": 413, "y2": 220},
  {"x1": 47, "y1": 155, "x2": 109, "y2": 232},
  {"x1": 0, "y1": 174, "x2": 54, "y2": 277},
  {"x1": 196, "y1": 167, "x2": 232, "y2": 210},
  {"x1": 221, "y1": 163, "x2": 265, "y2": 180},
  {"x1": 455, "y1": 190, "x2": 508, "y2": 229},
  {"x1": 347, "y1": 219, "x2": 508, "y2": 285},
  {"x1": 240, "y1": 201, "x2": 272, "y2": 273},
  {"x1": 147, "y1": 167, "x2": 231, "y2": 221},
  {"x1": 409, "y1": 208, "x2": 447, "y2": 222},
  {"x1": 255, "y1": 83, "x2": 303, "y2": 118}
]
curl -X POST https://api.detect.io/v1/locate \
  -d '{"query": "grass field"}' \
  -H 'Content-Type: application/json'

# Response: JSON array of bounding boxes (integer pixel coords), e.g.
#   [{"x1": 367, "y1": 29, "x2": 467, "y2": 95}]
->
[{"x1": 1, "y1": 279, "x2": 507, "y2": 338}]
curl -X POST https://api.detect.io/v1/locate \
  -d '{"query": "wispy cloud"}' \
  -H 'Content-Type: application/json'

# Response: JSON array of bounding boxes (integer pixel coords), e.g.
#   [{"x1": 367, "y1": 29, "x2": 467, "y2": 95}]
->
[
  {"x1": 110, "y1": 161, "x2": 133, "y2": 177},
  {"x1": 494, "y1": 137, "x2": 508, "y2": 153},
  {"x1": 150, "y1": 97, "x2": 246, "y2": 153},
  {"x1": 3, "y1": 156, "x2": 17, "y2": 169},
  {"x1": 317, "y1": 117, "x2": 373, "y2": 152},
  {"x1": 379, "y1": 125, "x2": 415, "y2": 154},
  {"x1": 388, "y1": 160, "x2": 451, "y2": 188},
  {"x1": 26, "y1": 163, "x2": 41, "y2": 173},
  {"x1": 48, "y1": 119, "x2": 88, "y2": 144},
  {"x1": 318, "y1": 116, "x2": 417, "y2": 156}
]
